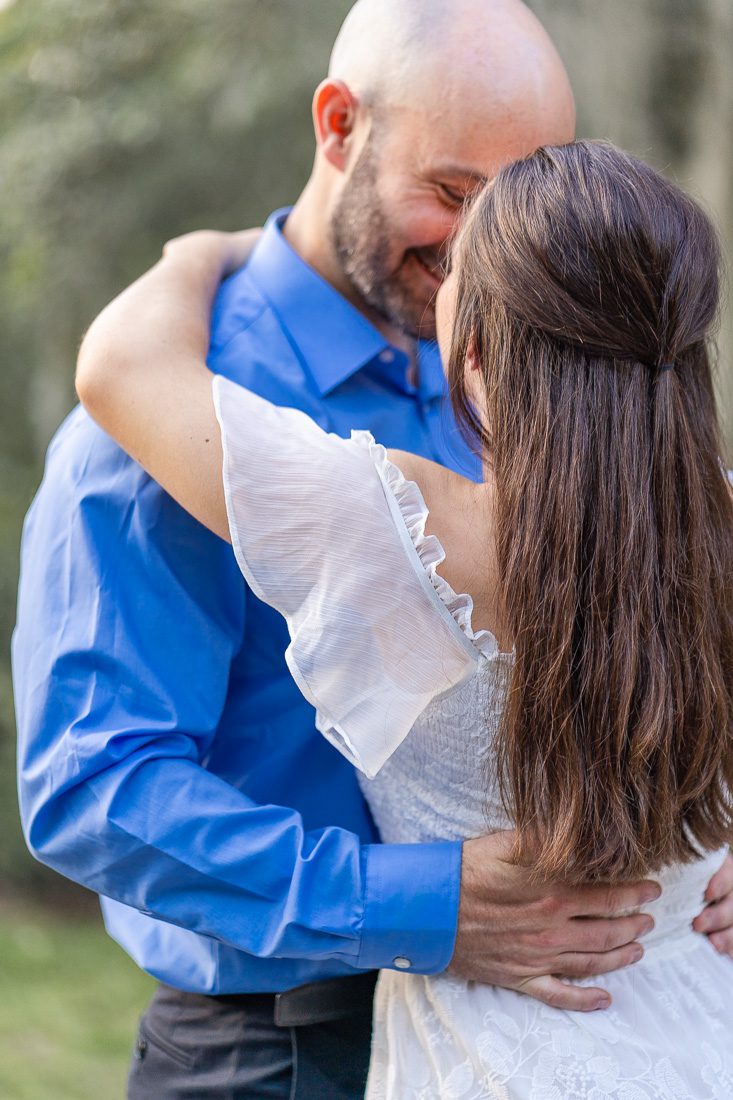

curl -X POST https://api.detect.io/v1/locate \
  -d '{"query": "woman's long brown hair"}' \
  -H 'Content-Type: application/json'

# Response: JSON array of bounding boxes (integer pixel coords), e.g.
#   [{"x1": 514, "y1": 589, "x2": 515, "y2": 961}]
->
[{"x1": 450, "y1": 141, "x2": 733, "y2": 882}]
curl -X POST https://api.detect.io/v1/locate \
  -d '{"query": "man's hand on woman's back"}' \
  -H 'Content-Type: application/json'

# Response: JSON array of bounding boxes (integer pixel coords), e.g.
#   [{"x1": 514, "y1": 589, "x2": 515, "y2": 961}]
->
[
  {"x1": 452, "y1": 836, "x2": 733, "y2": 1011},
  {"x1": 451, "y1": 830, "x2": 661, "y2": 1012}
]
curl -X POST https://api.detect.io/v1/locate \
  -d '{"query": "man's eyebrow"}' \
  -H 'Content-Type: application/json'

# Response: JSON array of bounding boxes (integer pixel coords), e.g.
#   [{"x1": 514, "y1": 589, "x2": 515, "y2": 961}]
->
[{"x1": 432, "y1": 165, "x2": 488, "y2": 186}]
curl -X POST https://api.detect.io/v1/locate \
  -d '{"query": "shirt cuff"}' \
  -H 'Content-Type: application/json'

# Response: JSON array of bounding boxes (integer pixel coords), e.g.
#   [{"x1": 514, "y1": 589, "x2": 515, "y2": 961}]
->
[{"x1": 356, "y1": 841, "x2": 462, "y2": 975}]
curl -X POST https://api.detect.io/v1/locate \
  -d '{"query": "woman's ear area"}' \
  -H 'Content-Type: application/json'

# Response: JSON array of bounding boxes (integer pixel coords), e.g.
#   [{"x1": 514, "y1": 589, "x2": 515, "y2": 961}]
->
[
  {"x1": 467, "y1": 334, "x2": 481, "y2": 373},
  {"x1": 312, "y1": 79, "x2": 361, "y2": 170}
]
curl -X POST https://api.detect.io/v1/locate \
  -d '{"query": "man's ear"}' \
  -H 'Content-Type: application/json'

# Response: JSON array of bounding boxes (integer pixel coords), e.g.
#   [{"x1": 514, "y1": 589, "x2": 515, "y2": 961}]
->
[{"x1": 312, "y1": 79, "x2": 360, "y2": 171}]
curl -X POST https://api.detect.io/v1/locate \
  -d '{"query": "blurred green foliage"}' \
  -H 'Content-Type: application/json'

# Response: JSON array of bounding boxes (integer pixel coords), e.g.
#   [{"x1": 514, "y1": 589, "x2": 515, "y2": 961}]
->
[
  {"x1": 0, "y1": 0, "x2": 351, "y2": 896},
  {"x1": 0, "y1": 3, "x2": 728, "y2": 1094},
  {"x1": 0, "y1": 902, "x2": 155, "y2": 1098}
]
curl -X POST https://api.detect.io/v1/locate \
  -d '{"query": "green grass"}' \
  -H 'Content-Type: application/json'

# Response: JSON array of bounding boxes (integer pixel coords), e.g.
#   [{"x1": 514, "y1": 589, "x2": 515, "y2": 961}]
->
[{"x1": 0, "y1": 903, "x2": 155, "y2": 1100}]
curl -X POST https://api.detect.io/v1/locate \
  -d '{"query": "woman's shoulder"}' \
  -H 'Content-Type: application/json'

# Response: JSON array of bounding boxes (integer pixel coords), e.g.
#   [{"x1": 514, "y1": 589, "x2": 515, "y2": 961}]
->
[
  {"x1": 385, "y1": 449, "x2": 484, "y2": 561},
  {"x1": 387, "y1": 449, "x2": 504, "y2": 644},
  {"x1": 386, "y1": 449, "x2": 462, "y2": 498}
]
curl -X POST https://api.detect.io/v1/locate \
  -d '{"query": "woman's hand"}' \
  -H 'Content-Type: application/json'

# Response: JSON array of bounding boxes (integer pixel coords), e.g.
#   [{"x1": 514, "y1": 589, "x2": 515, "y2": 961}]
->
[{"x1": 162, "y1": 228, "x2": 262, "y2": 280}]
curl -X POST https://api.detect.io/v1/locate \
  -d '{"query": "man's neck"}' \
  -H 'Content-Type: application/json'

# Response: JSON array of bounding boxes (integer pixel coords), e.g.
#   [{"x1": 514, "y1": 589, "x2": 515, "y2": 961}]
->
[{"x1": 283, "y1": 187, "x2": 417, "y2": 362}]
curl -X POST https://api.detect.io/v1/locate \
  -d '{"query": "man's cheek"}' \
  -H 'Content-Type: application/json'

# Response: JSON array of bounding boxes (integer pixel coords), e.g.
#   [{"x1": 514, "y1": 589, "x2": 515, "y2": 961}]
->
[{"x1": 392, "y1": 193, "x2": 457, "y2": 249}]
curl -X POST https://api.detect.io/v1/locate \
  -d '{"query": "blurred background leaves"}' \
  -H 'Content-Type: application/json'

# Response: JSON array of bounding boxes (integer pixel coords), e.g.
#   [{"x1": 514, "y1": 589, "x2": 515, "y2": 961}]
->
[{"x1": 0, "y1": 1, "x2": 730, "y2": 1095}]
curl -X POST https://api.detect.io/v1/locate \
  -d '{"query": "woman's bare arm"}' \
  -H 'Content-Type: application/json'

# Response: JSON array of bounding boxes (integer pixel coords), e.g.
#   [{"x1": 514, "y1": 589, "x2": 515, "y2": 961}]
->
[{"x1": 76, "y1": 230, "x2": 260, "y2": 540}]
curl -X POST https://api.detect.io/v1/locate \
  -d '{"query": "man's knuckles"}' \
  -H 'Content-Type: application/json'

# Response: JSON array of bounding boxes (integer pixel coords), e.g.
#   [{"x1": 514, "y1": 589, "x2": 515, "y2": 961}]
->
[
  {"x1": 529, "y1": 890, "x2": 569, "y2": 922},
  {"x1": 530, "y1": 926, "x2": 567, "y2": 952}
]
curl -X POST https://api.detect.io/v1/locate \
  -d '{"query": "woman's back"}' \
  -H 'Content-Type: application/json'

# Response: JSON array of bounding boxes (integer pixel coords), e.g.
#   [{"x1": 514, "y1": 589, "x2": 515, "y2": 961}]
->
[
  {"x1": 354, "y1": 451, "x2": 732, "y2": 1100},
  {"x1": 364, "y1": 666, "x2": 730, "y2": 1096}
]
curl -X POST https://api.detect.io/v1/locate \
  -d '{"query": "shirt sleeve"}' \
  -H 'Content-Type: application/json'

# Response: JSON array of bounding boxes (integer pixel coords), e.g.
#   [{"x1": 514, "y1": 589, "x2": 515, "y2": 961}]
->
[
  {"x1": 213, "y1": 374, "x2": 483, "y2": 780},
  {"x1": 13, "y1": 408, "x2": 462, "y2": 979}
]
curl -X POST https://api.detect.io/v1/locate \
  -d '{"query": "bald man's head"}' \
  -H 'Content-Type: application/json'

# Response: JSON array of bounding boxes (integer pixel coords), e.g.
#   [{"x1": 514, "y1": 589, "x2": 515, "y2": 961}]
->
[
  {"x1": 298, "y1": 0, "x2": 576, "y2": 339},
  {"x1": 329, "y1": 0, "x2": 574, "y2": 120},
  {"x1": 329, "y1": 0, "x2": 448, "y2": 103}
]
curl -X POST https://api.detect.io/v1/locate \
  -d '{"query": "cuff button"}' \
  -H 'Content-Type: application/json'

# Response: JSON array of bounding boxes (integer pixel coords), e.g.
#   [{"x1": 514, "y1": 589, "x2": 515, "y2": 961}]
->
[{"x1": 393, "y1": 956, "x2": 412, "y2": 970}]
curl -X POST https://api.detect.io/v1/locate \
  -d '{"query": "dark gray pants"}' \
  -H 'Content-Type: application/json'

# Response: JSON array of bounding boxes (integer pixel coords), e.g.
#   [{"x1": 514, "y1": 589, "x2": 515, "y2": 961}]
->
[{"x1": 127, "y1": 979, "x2": 377, "y2": 1100}]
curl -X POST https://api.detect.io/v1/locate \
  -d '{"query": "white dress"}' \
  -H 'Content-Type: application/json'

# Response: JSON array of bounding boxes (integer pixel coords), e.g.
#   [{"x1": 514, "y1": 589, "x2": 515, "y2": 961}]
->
[{"x1": 213, "y1": 375, "x2": 733, "y2": 1100}]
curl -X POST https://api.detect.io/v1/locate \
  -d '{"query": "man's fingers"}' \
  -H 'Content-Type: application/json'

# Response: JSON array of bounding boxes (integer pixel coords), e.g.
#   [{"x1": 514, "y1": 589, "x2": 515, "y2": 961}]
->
[
  {"x1": 703, "y1": 853, "x2": 733, "y2": 904},
  {"x1": 693, "y1": 854, "x2": 733, "y2": 950},
  {"x1": 692, "y1": 893, "x2": 733, "y2": 935},
  {"x1": 554, "y1": 942, "x2": 644, "y2": 980},
  {"x1": 571, "y1": 879, "x2": 661, "y2": 918},
  {"x1": 566, "y1": 913, "x2": 653, "y2": 954},
  {"x1": 519, "y1": 975, "x2": 611, "y2": 1013},
  {"x1": 708, "y1": 930, "x2": 733, "y2": 958},
  {"x1": 517, "y1": 913, "x2": 652, "y2": 958}
]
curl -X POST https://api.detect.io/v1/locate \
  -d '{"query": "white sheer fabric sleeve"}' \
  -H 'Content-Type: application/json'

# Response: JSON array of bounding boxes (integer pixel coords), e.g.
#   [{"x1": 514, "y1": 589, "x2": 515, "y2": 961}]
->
[{"x1": 212, "y1": 374, "x2": 489, "y2": 778}]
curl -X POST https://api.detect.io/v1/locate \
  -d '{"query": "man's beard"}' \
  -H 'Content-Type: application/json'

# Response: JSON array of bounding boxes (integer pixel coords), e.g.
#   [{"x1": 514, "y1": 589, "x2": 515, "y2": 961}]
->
[{"x1": 330, "y1": 141, "x2": 439, "y2": 340}]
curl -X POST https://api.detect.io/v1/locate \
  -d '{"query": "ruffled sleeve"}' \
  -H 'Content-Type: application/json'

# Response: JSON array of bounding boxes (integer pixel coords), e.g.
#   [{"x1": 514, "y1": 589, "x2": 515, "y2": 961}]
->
[{"x1": 213, "y1": 375, "x2": 491, "y2": 778}]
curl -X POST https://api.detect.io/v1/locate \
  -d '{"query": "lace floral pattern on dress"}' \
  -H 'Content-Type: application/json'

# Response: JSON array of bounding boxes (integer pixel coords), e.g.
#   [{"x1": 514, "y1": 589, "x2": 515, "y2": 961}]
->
[{"x1": 368, "y1": 937, "x2": 733, "y2": 1099}]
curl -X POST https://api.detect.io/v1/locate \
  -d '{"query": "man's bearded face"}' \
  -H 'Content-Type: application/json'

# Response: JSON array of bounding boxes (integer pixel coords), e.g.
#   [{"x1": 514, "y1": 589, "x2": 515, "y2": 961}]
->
[{"x1": 330, "y1": 136, "x2": 449, "y2": 341}]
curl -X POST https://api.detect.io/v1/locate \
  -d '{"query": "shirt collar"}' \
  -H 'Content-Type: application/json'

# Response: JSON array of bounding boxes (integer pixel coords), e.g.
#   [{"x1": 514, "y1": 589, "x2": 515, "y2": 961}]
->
[
  {"x1": 417, "y1": 340, "x2": 449, "y2": 402},
  {"x1": 245, "y1": 209, "x2": 445, "y2": 398}
]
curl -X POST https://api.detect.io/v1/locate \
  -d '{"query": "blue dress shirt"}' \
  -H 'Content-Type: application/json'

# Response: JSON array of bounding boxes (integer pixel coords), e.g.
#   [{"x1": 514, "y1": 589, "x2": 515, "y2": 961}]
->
[{"x1": 13, "y1": 210, "x2": 480, "y2": 994}]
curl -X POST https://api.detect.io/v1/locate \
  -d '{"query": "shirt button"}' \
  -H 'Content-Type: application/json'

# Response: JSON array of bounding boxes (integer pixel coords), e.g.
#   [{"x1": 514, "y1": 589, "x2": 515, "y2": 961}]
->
[
  {"x1": 393, "y1": 956, "x2": 413, "y2": 970},
  {"x1": 379, "y1": 349, "x2": 396, "y2": 364}
]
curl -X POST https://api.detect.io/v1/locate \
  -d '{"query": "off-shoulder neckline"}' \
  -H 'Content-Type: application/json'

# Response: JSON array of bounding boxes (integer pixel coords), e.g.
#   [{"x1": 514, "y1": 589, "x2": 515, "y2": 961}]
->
[{"x1": 351, "y1": 430, "x2": 510, "y2": 663}]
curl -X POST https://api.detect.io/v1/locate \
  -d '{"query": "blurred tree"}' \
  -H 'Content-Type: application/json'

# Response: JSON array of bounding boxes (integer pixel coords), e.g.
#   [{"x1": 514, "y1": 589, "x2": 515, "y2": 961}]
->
[
  {"x1": 0, "y1": 0, "x2": 353, "y2": 458},
  {"x1": 527, "y1": 0, "x2": 733, "y2": 442}
]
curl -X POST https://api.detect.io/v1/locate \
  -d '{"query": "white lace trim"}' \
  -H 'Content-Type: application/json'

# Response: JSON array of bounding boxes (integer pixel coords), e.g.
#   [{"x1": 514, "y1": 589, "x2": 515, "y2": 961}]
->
[{"x1": 352, "y1": 430, "x2": 501, "y2": 662}]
